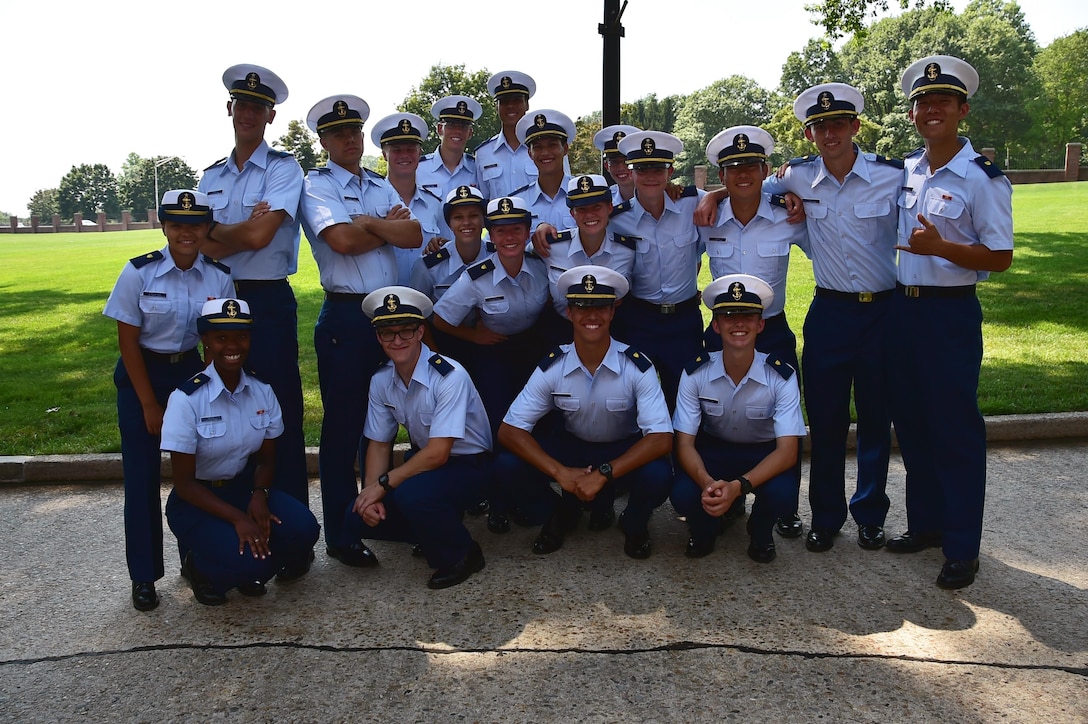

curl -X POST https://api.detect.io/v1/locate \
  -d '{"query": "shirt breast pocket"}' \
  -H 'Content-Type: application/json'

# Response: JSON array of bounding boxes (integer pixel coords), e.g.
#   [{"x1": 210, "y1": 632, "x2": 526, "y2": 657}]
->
[
  {"x1": 480, "y1": 163, "x2": 502, "y2": 181},
  {"x1": 554, "y1": 397, "x2": 581, "y2": 412},
  {"x1": 605, "y1": 397, "x2": 630, "y2": 412},
  {"x1": 745, "y1": 405, "x2": 772, "y2": 421},
  {"x1": 138, "y1": 297, "x2": 172, "y2": 315},
  {"x1": 805, "y1": 202, "x2": 828, "y2": 220},
  {"x1": 197, "y1": 421, "x2": 227, "y2": 439},
  {"x1": 670, "y1": 232, "x2": 697, "y2": 249},
  {"x1": 924, "y1": 192, "x2": 965, "y2": 221},
  {"x1": 853, "y1": 200, "x2": 892, "y2": 244},
  {"x1": 249, "y1": 412, "x2": 271, "y2": 430},
  {"x1": 701, "y1": 401, "x2": 725, "y2": 417},
  {"x1": 482, "y1": 296, "x2": 510, "y2": 315},
  {"x1": 757, "y1": 241, "x2": 790, "y2": 259},
  {"x1": 419, "y1": 412, "x2": 434, "y2": 427},
  {"x1": 705, "y1": 240, "x2": 733, "y2": 259}
]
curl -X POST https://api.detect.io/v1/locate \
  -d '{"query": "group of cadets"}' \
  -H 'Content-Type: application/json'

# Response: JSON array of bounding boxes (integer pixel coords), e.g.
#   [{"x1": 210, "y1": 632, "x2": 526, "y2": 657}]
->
[{"x1": 107, "y1": 54, "x2": 1012, "y2": 610}]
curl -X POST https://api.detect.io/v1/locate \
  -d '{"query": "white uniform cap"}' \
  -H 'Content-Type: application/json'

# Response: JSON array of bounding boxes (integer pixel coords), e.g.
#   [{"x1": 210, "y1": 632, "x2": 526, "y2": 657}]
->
[{"x1": 306, "y1": 95, "x2": 369, "y2": 133}]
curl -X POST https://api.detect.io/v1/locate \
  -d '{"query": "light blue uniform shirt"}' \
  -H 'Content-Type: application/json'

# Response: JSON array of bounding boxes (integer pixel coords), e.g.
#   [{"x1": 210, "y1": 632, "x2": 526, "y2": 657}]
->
[
  {"x1": 763, "y1": 147, "x2": 899, "y2": 292},
  {"x1": 609, "y1": 185, "x2": 626, "y2": 206},
  {"x1": 503, "y1": 338, "x2": 673, "y2": 443},
  {"x1": 300, "y1": 161, "x2": 403, "y2": 294},
  {"x1": 160, "y1": 364, "x2": 284, "y2": 481},
  {"x1": 365, "y1": 343, "x2": 492, "y2": 455},
  {"x1": 410, "y1": 243, "x2": 489, "y2": 303},
  {"x1": 417, "y1": 151, "x2": 477, "y2": 202},
  {"x1": 103, "y1": 248, "x2": 234, "y2": 353},
  {"x1": 198, "y1": 140, "x2": 303, "y2": 280},
  {"x1": 382, "y1": 181, "x2": 442, "y2": 286},
  {"x1": 698, "y1": 193, "x2": 808, "y2": 318},
  {"x1": 434, "y1": 253, "x2": 550, "y2": 335},
  {"x1": 541, "y1": 229, "x2": 636, "y2": 316},
  {"x1": 516, "y1": 177, "x2": 574, "y2": 232},
  {"x1": 474, "y1": 134, "x2": 539, "y2": 200},
  {"x1": 673, "y1": 351, "x2": 806, "y2": 444},
  {"x1": 609, "y1": 189, "x2": 706, "y2": 304},
  {"x1": 896, "y1": 137, "x2": 1013, "y2": 286}
]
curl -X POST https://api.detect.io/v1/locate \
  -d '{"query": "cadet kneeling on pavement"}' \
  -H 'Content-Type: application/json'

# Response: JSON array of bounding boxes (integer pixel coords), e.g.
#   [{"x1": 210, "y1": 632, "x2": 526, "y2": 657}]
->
[
  {"x1": 496, "y1": 265, "x2": 674, "y2": 559},
  {"x1": 345, "y1": 286, "x2": 492, "y2": 590},
  {"x1": 670, "y1": 275, "x2": 807, "y2": 563}
]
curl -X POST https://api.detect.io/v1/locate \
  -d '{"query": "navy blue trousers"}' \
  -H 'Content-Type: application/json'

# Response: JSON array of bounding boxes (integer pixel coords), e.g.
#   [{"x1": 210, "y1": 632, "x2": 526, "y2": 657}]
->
[
  {"x1": 115, "y1": 349, "x2": 203, "y2": 583},
  {"x1": 314, "y1": 296, "x2": 387, "y2": 549},
  {"x1": 492, "y1": 429, "x2": 672, "y2": 534},
  {"x1": 166, "y1": 475, "x2": 320, "y2": 594},
  {"x1": 233, "y1": 280, "x2": 309, "y2": 505},
  {"x1": 615, "y1": 301, "x2": 703, "y2": 412},
  {"x1": 803, "y1": 295, "x2": 891, "y2": 531},
  {"x1": 461, "y1": 328, "x2": 546, "y2": 439},
  {"x1": 889, "y1": 293, "x2": 986, "y2": 560},
  {"x1": 341, "y1": 453, "x2": 489, "y2": 570},
  {"x1": 670, "y1": 435, "x2": 794, "y2": 546}
]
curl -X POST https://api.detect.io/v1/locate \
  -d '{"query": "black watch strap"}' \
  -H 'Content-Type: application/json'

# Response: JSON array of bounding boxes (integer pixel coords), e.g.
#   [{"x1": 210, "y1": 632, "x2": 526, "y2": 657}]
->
[
  {"x1": 737, "y1": 475, "x2": 753, "y2": 496},
  {"x1": 378, "y1": 473, "x2": 393, "y2": 492},
  {"x1": 598, "y1": 462, "x2": 614, "y2": 482}
]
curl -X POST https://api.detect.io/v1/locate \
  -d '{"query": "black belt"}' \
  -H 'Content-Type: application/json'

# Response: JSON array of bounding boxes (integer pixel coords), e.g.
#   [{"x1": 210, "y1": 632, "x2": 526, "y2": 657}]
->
[
  {"x1": 815, "y1": 287, "x2": 893, "y2": 303},
  {"x1": 141, "y1": 347, "x2": 198, "y2": 364},
  {"x1": 896, "y1": 282, "x2": 976, "y2": 299},
  {"x1": 196, "y1": 478, "x2": 230, "y2": 488},
  {"x1": 234, "y1": 279, "x2": 288, "y2": 290},
  {"x1": 324, "y1": 291, "x2": 368, "y2": 302},
  {"x1": 628, "y1": 295, "x2": 699, "y2": 315}
]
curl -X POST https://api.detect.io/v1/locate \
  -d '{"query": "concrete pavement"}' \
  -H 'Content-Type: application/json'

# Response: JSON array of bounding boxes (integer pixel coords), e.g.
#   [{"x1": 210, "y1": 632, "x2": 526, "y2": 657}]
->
[{"x1": 1, "y1": 437, "x2": 1086, "y2": 721}]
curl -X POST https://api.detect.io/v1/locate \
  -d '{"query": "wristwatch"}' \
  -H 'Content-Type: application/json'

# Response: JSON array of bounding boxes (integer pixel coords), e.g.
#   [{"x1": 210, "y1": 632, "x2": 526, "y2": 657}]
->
[
  {"x1": 597, "y1": 462, "x2": 614, "y2": 482},
  {"x1": 378, "y1": 473, "x2": 393, "y2": 493},
  {"x1": 737, "y1": 475, "x2": 754, "y2": 496},
  {"x1": 253, "y1": 487, "x2": 271, "y2": 499}
]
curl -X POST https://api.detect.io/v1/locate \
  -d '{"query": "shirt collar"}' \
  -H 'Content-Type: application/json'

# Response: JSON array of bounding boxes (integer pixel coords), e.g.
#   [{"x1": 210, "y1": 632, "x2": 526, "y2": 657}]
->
[
  {"x1": 203, "y1": 363, "x2": 252, "y2": 401},
  {"x1": 231, "y1": 139, "x2": 270, "y2": 172},
  {"x1": 919, "y1": 137, "x2": 975, "y2": 179},
  {"x1": 560, "y1": 338, "x2": 623, "y2": 378}
]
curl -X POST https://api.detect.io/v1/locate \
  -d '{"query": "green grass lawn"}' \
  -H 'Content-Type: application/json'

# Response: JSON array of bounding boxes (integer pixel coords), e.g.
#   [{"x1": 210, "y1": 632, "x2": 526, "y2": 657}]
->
[{"x1": 1, "y1": 182, "x2": 1086, "y2": 455}]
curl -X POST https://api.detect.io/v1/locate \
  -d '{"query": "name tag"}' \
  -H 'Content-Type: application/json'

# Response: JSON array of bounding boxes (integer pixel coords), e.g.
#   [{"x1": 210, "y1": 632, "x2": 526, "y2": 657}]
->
[{"x1": 199, "y1": 415, "x2": 223, "y2": 422}]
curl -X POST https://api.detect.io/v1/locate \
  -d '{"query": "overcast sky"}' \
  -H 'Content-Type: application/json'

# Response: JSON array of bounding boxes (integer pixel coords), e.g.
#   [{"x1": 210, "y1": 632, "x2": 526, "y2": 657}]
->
[{"x1": 2, "y1": 0, "x2": 1085, "y2": 216}]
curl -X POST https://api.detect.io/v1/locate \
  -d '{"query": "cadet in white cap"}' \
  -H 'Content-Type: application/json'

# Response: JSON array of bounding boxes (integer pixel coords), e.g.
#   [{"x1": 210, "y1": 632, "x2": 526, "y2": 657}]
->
[
  {"x1": 594, "y1": 124, "x2": 641, "y2": 203},
  {"x1": 162, "y1": 298, "x2": 320, "y2": 605},
  {"x1": 299, "y1": 95, "x2": 423, "y2": 568},
  {"x1": 750, "y1": 83, "x2": 904, "y2": 555},
  {"x1": 343, "y1": 286, "x2": 492, "y2": 589},
  {"x1": 371, "y1": 111, "x2": 444, "y2": 285},
  {"x1": 433, "y1": 195, "x2": 551, "y2": 531},
  {"x1": 511, "y1": 110, "x2": 577, "y2": 238},
  {"x1": 886, "y1": 55, "x2": 1012, "y2": 590},
  {"x1": 104, "y1": 190, "x2": 235, "y2": 611},
  {"x1": 198, "y1": 64, "x2": 309, "y2": 507},
  {"x1": 609, "y1": 130, "x2": 705, "y2": 411},
  {"x1": 671, "y1": 275, "x2": 806, "y2": 563},
  {"x1": 497, "y1": 265, "x2": 673, "y2": 559},
  {"x1": 418, "y1": 95, "x2": 483, "y2": 200}
]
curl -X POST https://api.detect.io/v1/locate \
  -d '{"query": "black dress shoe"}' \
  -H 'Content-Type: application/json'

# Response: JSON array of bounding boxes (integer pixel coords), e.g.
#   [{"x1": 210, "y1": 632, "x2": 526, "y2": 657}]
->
[
  {"x1": 936, "y1": 558, "x2": 979, "y2": 589},
  {"x1": 237, "y1": 581, "x2": 267, "y2": 597},
  {"x1": 885, "y1": 530, "x2": 943, "y2": 554},
  {"x1": 427, "y1": 542, "x2": 485, "y2": 589},
  {"x1": 775, "y1": 514, "x2": 804, "y2": 538},
  {"x1": 276, "y1": 550, "x2": 314, "y2": 583},
  {"x1": 327, "y1": 541, "x2": 379, "y2": 568},
  {"x1": 747, "y1": 540, "x2": 777, "y2": 563},
  {"x1": 181, "y1": 553, "x2": 227, "y2": 606},
  {"x1": 411, "y1": 542, "x2": 425, "y2": 558},
  {"x1": 131, "y1": 582, "x2": 159, "y2": 612},
  {"x1": 466, "y1": 499, "x2": 490, "y2": 516},
  {"x1": 805, "y1": 528, "x2": 836, "y2": 553},
  {"x1": 532, "y1": 527, "x2": 564, "y2": 555},
  {"x1": 684, "y1": 537, "x2": 715, "y2": 558},
  {"x1": 487, "y1": 511, "x2": 510, "y2": 534},
  {"x1": 588, "y1": 509, "x2": 615, "y2": 531},
  {"x1": 623, "y1": 529, "x2": 652, "y2": 559},
  {"x1": 857, "y1": 524, "x2": 887, "y2": 550}
]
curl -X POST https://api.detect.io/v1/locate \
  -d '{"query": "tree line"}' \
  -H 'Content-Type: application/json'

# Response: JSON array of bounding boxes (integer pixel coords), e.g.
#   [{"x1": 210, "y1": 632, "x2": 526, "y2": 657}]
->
[{"x1": 13, "y1": 1, "x2": 1086, "y2": 222}]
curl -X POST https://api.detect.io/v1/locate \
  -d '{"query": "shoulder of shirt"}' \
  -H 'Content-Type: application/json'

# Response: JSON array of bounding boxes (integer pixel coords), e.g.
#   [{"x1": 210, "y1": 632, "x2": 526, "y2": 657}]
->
[
  {"x1": 472, "y1": 135, "x2": 500, "y2": 154},
  {"x1": 537, "y1": 345, "x2": 566, "y2": 371},
  {"x1": 201, "y1": 255, "x2": 231, "y2": 274},
  {"x1": 788, "y1": 154, "x2": 820, "y2": 166},
  {"x1": 467, "y1": 258, "x2": 494, "y2": 280},
  {"x1": 420, "y1": 152, "x2": 434, "y2": 162},
  {"x1": 511, "y1": 182, "x2": 533, "y2": 195},
  {"x1": 684, "y1": 352, "x2": 712, "y2": 375},
  {"x1": 552, "y1": 230, "x2": 573, "y2": 243},
  {"x1": 203, "y1": 157, "x2": 228, "y2": 171},
  {"x1": 129, "y1": 250, "x2": 163, "y2": 268},
  {"x1": 421, "y1": 187, "x2": 443, "y2": 202},
  {"x1": 904, "y1": 147, "x2": 924, "y2": 160},
  {"x1": 624, "y1": 346, "x2": 653, "y2": 373},
  {"x1": 268, "y1": 148, "x2": 292, "y2": 159},
  {"x1": 177, "y1": 372, "x2": 210, "y2": 395},
  {"x1": 464, "y1": 149, "x2": 476, "y2": 160},
  {"x1": 869, "y1": 153, "x2": 905, "y2": 169},
  {"x1": 423, "y1": 247, "x2": 450, "y2": 268},
  {"x1": 612, "y1": 233, "x2": 637, "y2": 249},
  {"x1": 679, "y1": 184, "x2": 699, "y2": 198},
  {"x1": 973, "y1": 155, "x2": 1005, "y2": 179},
  {"x1": 764, "y1": 354, "x2": 795, "y2": 380},
  {"x1": 610, "y1": 200, "x2": 632, "y2": 217},
  {"x1": 428, "y1": 353, "x2": 453, "y2": 376},
  {"x1": 364, "y1": 167, "x2": 386, "y2": 180},
  {"x1": 769, "y1": 193, "x2": 788, "y2": 209},
  {"x1": 524, "y1": 250, "x2": 543, "y2": 262},
  {"x1": 307, "y1": 166, "x2": 333, "y2": 177}
]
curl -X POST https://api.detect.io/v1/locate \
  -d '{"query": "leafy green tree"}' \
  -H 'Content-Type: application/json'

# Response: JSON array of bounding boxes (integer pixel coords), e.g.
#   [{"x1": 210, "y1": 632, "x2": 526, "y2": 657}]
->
[
  {"x1": 118, "y1": 154, "x2": 198, "y2": 214},
  {"x1": 808, "y1": 0, "x2": 950, "y2": 38},
  {"x1": 569, "y1": 112, "x2": 604, "y2": 176},
  {"x1": 398, "y1": 63, "x2": 498, "y2": 154},
  {"x1": 778, "y1": 38, "x2": 848, "y2": 98},
  {"x1": 1033, "y1": 28, "x2": 1088, "y2": 150},
  {"x1": 27, "y1": 188, "x2": 60, "y2": 222},
  {"x1": 58, "y1": 164, "x2": 120, "y2": 222},
  {"x1": 274, "y1": 120, "x2": 327, "y2": 171},
  {"x1": 620, "y1": 93, "x2": 681, "y2": 133}
]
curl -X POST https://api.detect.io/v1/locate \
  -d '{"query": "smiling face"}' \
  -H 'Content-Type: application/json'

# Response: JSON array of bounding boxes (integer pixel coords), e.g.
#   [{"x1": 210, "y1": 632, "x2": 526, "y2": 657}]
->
[
  {"x1": 382, "y1": 141, "x2": 422, "y2": 180},
  {"x1": 489, "y1": 222, "x2": 530, "y2": 262},
  {"x1": 909, "y1": 92, "x2": 969, "y2": 144},
  {"x1": 228, "y1": 98, "x2": 275, "y2": 147},
  {"x1": 605, "y1": 154, "x2": 633, "y2": 191},
  {"x1": 711, "y1": 312, "x2": 765, "y2": 351},
  {"x1": 720, "y1": 160, "x2": 769, "y2": 203},
  {"x1": 375, "y1": 322, "x2": 424, "y2": 365},
  {"x1": 448, "y1": 206, "x2": 485, "y2": 245},
  {"x1": 571, "y1": 200, "x2": 612, "y2": 237},
  {"x1": 202, "y1": 329, "x2": 251, "y2": 376},
  {"x1": 438, "y1": 120, "x2": 473, "y2": 154},
  {"x1": 320, "y1": 124, "x2": 364, "y2": 168},
  {"x1": 497, "y1": 94, "x2": 529, "y2": 130},
  {"x1": 804, "y1": 117, "x2": 860, "y2": 164},
  {"x1": 527, "y1": 136, "x2": 568, "y2": 175},
  {"x1": 566, "y1": 302, "x2": 615, "y2": 344},
  {"x1": 161, "y1": 220, "x2": 208, "y2": 269},
  {"x1": 631, "y1": 165, "x2": 673, "y2": 197}
]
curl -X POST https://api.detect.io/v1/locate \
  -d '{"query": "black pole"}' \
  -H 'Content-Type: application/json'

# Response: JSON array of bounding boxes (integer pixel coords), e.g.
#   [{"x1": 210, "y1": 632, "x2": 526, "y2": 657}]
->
[{"x1": 600, "y1": 0, "x2": 626, "y2": 177}]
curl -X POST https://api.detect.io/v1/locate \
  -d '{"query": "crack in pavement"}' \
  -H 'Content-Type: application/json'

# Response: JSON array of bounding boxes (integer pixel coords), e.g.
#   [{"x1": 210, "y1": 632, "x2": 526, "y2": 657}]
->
[{"x1": 2, "y1": 640, "x2": 1086, "y2": 677}]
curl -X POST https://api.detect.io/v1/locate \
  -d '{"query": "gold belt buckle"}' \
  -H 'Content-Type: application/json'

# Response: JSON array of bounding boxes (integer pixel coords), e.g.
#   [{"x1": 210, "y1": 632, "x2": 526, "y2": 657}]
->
[
  {"x1": 169, "y1": 352, "x2": 184, "y2": 363},
  {"x1": 904, "y1": 286, "x2": 920, "y2": 298},
  {"x1": 660, "y1": 303, "x2": 677, "y2": 314},
  {"x1": 208, "y1": 479, "x2": 225, "y2": 487},
  {"x1": 858, "y1": 292, "x2": 873, "y2": 303}
]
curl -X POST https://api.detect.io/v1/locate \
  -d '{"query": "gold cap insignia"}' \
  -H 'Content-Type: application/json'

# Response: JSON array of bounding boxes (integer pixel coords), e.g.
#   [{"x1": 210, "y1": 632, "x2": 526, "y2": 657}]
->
[
  {"x1": 400, "y1": 119, "x2": 413, "y2": 134},
  {"x1": 578, "y1": 176, "x2": 592, "y2": 193},
  {"x1": 583, "y1": 274, "x2": 596, "y2": 292},
  {"x1": 735, "y1": 134, "x2": 749, "y2": 151},
  {"x1": 334, "y1": 100, "x2": 348, "y2": 117},
  {"x1": 456, "y1": 100, "x2": 468, "y2": 115},
  {"x1": 384, "y1": 294, "x2": 399, "y2": 312},
  {"x1": 501, "y1": 76, "x2": 512, "y2": 89},
  {"x1": 818, "y1": 91, "x2": 832, "y2": 109},
  {"x1": 499, "y1": 198, "x2": 513, "y2": 214},
  {"x1": 225, "y1": 300, "x2": 239, "y2": 317},
  {"x1": 535, "y1": 114, "x2": 546, "y2": 128},
  {"x1": 642, "y1": 138, "x2": 655, "y2": 155},
  {"x1": 180, "y1": 193, "x2": 193, "y2": 210},
  {"x1": 730, "y1": 282, "x2": 745, "y2": 300},
  {"x1": 245, "y1": 72, "x2": 259, "y2": 90},
  {"x1": 613, "y1": 131, "x2": 626, "y2": 144},
  {"x1": 926, "y1": 62, "x2": 940, "y2": 81},
  {"x1": 457, "y1": 185, "x2": 470, "y2": 199}
]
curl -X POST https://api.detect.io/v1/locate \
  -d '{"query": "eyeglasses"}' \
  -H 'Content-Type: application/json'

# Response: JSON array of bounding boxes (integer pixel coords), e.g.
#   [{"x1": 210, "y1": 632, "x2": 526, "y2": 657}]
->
[{"x1": 376, "y1": 326, "x2": 420, "y2": 342}]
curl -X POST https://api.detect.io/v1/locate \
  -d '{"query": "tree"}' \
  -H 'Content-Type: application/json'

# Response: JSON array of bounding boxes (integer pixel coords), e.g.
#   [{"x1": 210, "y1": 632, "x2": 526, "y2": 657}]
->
[
  {"x1": 778, "y1": 38, "x2": 848, "y2": 98},
  {"x1": 27, "y1": 188, "x2": 59, "y2": 222},
  {"x1": 274, "y1": 120, "x2": 327, "y2": 171},
  {"x1": 808, "y1": 0, "x2": 950, "y2": 38},
  {"x1": 620, "y1": 93, "x2": 681, "y2": 134},
  {"x1": 58, "y1": 164, "x2": 120, "y2": 221},
  {"x1": 117, "y1": 154, "x2": 198, "y2": 214},
  {"x1": 398, "y1": 63, "x2": 498, "y2": 154},
  {"x1": 1034, "y1": 29, "x2": 1088, "y2": 150},
  {"x1": 569, "y1": 112, "x2": 603, "y2": 176}
]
